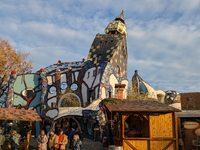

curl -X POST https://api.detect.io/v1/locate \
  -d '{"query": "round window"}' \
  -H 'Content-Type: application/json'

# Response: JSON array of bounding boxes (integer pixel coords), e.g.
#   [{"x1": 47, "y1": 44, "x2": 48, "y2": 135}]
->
[
  {"x1": 60, "y1": 82, "x2": 68, "y2": 90},
  {"x1": 71, "y1": 83, "x2": 78, "y2": 91},
  {"x1": 22, "y1": 88, "x2": 35, "y2": 99},
  {"x1": 49, "y1": 86, "x2": 56, "y2": 94}
]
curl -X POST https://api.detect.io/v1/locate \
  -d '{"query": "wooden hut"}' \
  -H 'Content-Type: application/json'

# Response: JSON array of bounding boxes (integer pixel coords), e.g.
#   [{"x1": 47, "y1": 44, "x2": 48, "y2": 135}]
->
[
  {"x1": 0, "y1": 108, "x2": 42, "y2": 150},
  {"x1": 106, "y1": 100, "x2": 181, "y2": 150}
]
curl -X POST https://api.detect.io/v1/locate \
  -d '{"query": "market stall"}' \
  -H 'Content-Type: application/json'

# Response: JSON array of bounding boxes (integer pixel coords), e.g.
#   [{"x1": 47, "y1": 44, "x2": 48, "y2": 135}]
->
[
  {"x1": 106, "y1": 100, "x2": 181, "y2": 150},
  {"x1": 0, "y1": 108, "x2": 42, "y2": 150}
]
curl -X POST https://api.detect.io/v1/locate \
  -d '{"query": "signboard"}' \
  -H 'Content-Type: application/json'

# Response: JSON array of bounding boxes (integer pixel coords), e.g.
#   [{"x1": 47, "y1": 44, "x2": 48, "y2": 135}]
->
[{"x1": 183, "y1": 121, "x2": 199, "y2": 129}]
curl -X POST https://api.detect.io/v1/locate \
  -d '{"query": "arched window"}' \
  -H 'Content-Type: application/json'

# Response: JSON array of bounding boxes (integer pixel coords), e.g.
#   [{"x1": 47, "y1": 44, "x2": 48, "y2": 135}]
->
[{"x1": 88, "y1": 72, "x2": 90, "y2": 78}]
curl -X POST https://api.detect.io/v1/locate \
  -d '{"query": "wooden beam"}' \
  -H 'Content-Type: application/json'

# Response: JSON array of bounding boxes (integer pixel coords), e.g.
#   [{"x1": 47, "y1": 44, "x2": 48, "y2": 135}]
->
[
  {"x1": 172, "y1": 112, "x2": 178, "y2": 150},
  {"x1": 122, "y1": 114, "x2": 124, "y2": 139},
  {"x1": 163, "y1": 140, "x2": 174, "y2": 150},
  {"x1": 105, "y1": 104, "x2": 112, "y2": 112},
  {"x1": 124, "y1": 140, "x2": 137, "y2": 150},
  {"x1": 178, "y1": 117, "x2": 182, "y2": 139},
  {"x1": 151, "y1": 137, "x2": 176, "y2": 141},
  {"x1": 174, "y1": 112, "x2": 179, "y2": 150},
  {"x1": 148, "y1": 114, "x2": 151, "y2": 150}
]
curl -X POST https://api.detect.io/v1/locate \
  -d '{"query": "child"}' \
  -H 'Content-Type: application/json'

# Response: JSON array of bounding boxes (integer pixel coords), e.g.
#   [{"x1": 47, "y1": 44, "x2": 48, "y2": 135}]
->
[{"x1": 72, "y1": 134, "x2": 82, "y2": 150}]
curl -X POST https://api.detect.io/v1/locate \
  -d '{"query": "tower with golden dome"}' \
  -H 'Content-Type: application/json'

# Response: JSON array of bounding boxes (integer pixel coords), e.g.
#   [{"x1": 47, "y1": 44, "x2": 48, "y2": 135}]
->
[
  {"x1": 105, "y1": 10, "x2": 127, "y2": 38},
  {"x1": 87, "y1": 10, "x2": 128, "y2": 78}
]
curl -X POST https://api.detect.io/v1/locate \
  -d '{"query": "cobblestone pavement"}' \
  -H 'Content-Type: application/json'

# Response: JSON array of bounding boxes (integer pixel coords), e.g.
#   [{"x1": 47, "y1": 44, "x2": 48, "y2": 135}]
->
[
  {"x1": 29, "y1": 138, "x2": 107, "y2": 150},
  {"x1": 80, "y1": 138, "x2": 104, "y2": 150}
]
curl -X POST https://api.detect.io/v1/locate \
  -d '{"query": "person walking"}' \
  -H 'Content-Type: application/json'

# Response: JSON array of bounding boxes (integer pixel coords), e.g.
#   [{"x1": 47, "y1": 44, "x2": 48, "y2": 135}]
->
[
  {"x1": 47, "y1": 130, "x2": 56, "y2": 150},
  {"x1": 68, "y1": 128, "x2": 75, "y2": 149},
  {"x1": 10, "y1": 130, "x2": 21, "y2": 150},
  {"x1": 72, "y1": 134, "x2": 82, "y2": 150},
  {"x1": 37, "y1": 130, "x2": 48, "y2": 150},
  {"x1": 54, "y1": 129, "x2": 68, "y2": 150},
  {"x1": 0, "y1": 127, "x2": 5, "y2": 150}
]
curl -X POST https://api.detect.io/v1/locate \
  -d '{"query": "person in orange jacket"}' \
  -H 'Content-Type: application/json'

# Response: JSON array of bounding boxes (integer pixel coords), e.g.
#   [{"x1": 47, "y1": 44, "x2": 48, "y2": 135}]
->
[{"x1": 54, "y1": 129, "x2": 68, "y2": 150}]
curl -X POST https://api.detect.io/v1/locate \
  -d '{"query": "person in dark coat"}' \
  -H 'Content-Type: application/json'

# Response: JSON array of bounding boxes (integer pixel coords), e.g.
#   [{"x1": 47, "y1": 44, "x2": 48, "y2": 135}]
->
[
  {"x1": 107, "y1": 127, "x2": 113, "y2": 146},
  {"x1": 19, "y1": 126, "x2": 26, "y2": 142},
  {"x1": 68, "y1": 128, "x2": 75, "y2": 149},
  {"x1": 75, "y1": 128, "x2": 83, "y2": 141}
]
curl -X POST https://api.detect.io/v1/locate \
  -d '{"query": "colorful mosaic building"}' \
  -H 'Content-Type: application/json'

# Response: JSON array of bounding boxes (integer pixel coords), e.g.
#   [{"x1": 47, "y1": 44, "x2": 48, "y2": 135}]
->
[{"x1": 6, "y1": 11, "x2": 129, "y2": 137}]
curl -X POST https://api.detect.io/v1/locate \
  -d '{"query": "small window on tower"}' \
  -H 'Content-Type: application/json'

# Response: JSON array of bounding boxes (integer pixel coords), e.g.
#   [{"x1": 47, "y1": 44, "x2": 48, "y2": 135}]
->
[
  {"x1": 88, "y1": 72, "x2": 90, "y2": 78},
  {"x1": 99, "y1": 41, "x2": 102, "y2": 46},
  {"x1": 105, "y1": 41, "x2": 107, "y2": 46},
  {"x1": 116, "y1": 66, "x2": 120, "y2": 74},
  {"x1": 98, "y1": 55, "x2": 102, "y2": 61},
  {"x1": 111, "y1": 40, "x2": 113, "y2": 44}
]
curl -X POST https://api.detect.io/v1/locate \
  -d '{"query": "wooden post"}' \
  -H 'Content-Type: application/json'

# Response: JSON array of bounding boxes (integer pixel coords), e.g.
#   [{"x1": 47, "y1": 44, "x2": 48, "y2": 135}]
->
[
  {"x1": 120, "y1": 113, "x2": 123, "y2": 146},
  {"x1": 25, "y1": 121, "x2": 32, "y2": 150},
  {"x1": 111, "y1": 111, "x2": 112, "y2": 129},
  {"x1": 122, "y1": 114, "x2": 124, "y2": 139},
  {"x1": 172, "y1": 112, "x2": 178, "y2": 150},
  {"x1": 174, "y1": 112, "x2": 178, "y2": 150},
  {"x1": 178, "y1": 118, "x2": 182, "y2": 138},
  {"x1": 148, "y1": 114, "x2": 151, "y2": 150}
]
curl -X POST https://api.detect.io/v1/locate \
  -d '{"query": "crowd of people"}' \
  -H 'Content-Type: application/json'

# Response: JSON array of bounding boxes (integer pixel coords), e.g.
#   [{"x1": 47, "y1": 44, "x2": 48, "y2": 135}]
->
[
  {"x1": 0, "y1": 126, "x2": 83, "y2": 150},
  {"x1": 37, "y1": 127, "x2": 82, "y2": 150},
  {"x1": 0, "y1": 127, "x2": 21, "y2": 150}
]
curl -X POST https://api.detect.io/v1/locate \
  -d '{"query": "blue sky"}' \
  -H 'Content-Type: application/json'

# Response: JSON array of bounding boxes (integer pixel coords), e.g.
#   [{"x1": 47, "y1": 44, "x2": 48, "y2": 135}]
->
[{"x1": 0, "y1": 0, "x2": 200, "y2": 93}]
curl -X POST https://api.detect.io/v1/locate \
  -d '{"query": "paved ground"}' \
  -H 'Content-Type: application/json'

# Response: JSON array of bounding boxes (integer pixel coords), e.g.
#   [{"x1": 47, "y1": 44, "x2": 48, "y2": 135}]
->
[{"x1": 29, "y1": 138, "x2": 107, "y2": 150}]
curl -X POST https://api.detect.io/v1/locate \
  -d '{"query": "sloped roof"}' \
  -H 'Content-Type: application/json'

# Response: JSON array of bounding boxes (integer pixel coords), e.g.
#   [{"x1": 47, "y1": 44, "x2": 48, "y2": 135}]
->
[
  {"x1": 106, "y1": 100, "x2": 181, "y2": 112},
  {"x1": 180, "y1": 92, "x2": 200, "y2": 110},
  {"x1": 45, "y1": 61, "x2": 84, "y2": 75},
  {"x1": 35, "y1": 61, "x2": 84, "y2": 76},
  {"x1": 0, "y1": 108, "x2": 42, "y2": 122}
]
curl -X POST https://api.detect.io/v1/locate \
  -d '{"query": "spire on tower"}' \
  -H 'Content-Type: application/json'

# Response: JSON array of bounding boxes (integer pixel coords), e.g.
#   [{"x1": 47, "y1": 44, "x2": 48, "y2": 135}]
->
[
  {"x1": 105, "y1": 10, "x2": 127, "y2": 38},
  {"x1": 115, "y1": 10, "x2": 125, "y2": 24}
]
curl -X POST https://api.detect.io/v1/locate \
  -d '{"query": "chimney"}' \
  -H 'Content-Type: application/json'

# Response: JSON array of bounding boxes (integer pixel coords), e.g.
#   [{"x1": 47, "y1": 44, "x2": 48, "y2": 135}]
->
[{"x1": 115, "y1": 84, "x2": 126, "y2": 100}]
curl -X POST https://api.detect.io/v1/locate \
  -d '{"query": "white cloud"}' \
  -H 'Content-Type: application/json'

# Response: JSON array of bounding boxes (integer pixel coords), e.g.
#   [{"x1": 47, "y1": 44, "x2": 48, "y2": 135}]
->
[{"x1": 0, "y1": 0, "x2": 200, "y2": 93}]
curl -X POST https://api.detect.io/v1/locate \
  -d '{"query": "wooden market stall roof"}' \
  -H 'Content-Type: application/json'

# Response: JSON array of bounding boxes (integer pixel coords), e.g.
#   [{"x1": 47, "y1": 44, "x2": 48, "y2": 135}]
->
[
  {"x1": 0, "y1": 108, "x2": 42, "y2": 122},
  {"x1": 106, "y1": 100, "x2": 181, "y2": 113}
]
